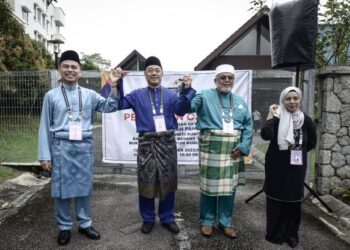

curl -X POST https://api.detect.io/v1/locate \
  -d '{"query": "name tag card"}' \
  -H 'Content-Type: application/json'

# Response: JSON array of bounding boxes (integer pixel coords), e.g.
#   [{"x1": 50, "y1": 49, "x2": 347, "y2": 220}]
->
[
  {"x1": 69, "y1": 121, "x2": 82, "y2": 141},
  {"x1": 154, "y1": 115, "x2": 166, "y2": 132},
  {"x1": 222, "y1": 118, "x2": 234, "y2": 134},
  {"x1": 290, "y1": 149, "x2": 303, "y2": 165}
]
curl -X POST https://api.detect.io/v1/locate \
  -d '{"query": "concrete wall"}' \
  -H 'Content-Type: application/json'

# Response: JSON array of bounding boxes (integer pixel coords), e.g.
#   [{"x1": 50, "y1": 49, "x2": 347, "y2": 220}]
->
[{"x1": 317, "y1": 67, "x2": 350, "y2": 196}]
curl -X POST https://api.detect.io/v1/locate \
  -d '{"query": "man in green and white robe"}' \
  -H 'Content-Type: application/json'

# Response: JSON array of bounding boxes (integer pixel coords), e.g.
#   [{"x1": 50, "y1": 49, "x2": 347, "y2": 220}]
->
[{"x1": 191, "y1": 64, "x2": 253, "y2": 238}]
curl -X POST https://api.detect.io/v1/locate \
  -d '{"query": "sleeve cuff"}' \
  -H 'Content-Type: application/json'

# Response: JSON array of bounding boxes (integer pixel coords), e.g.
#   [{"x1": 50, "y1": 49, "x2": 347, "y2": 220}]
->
[
  {"x1": 181, "y1": 87, "x2": 196, "y2": 100},
  {"x1": 237, "y1": 144, "x2": 249, "y2": 156}
]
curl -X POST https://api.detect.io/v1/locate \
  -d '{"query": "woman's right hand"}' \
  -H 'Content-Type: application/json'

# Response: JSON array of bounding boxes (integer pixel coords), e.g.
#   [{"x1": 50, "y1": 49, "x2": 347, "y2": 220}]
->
[
  {"x1": 269, "y1": 104, "x2": 278, "y2": 115},
  {"x1": 267, "y1": 104, "x2": 278, "y2": 120}
]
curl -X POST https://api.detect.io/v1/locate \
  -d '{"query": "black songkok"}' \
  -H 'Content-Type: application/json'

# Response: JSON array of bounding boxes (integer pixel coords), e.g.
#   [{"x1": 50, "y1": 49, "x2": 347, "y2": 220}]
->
[
  {"x1": 144, "y1": 56, "x2": 162, "y2": 70},
  {"x1": 59, "y1": 50, "x2": 81, "y2": 65}
]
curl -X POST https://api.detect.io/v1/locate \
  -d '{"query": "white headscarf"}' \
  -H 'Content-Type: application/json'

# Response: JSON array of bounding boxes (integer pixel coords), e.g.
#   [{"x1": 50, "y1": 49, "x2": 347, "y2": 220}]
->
[{"x1": 274, "y1": 86, "x2": 305, "y2": 150}]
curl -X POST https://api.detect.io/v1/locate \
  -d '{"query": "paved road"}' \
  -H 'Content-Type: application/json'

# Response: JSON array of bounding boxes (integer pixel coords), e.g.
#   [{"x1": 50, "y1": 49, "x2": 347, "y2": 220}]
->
[{"x1": 0, "y1": 175, "x2": 349, "y2": 250}]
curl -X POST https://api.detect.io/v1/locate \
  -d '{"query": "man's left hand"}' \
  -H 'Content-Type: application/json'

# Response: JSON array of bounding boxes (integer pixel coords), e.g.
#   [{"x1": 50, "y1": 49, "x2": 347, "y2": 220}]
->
[{"x1": 231, "y1": 148, "x2": 242, "y2": 160}]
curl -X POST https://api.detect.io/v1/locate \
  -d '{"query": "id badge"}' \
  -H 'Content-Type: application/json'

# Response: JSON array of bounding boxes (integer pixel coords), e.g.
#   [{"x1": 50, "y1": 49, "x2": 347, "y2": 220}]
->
[
  {"x1": 222, "y1": 118, "x2": 234, "y2": 134},
  {"x1": 154, "y1": 115, "x2": 166, "y2": 132},
  {"x1": 69, "y1": 121, "x2": 82, "y2": 141},
  {"x1": 290, "y1": 149, "x2": 303, "y2": 165}
]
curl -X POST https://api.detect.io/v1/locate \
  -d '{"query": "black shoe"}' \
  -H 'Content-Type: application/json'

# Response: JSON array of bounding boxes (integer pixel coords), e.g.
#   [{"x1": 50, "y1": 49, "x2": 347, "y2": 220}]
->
[
  {"x1": 57, "y1": 230, "x2": 71, "y2": 246},
  {"x1": 287, "y1": 237, "x2": 299, "y2": 248},
  {"x1": 78, "y1": 226, "x2": 101, "y2": 240},
  {"x1": 141, "y1": 222, "x2": 154, "y2": 234},
  {"x1": 162, "y1": 222, "x2": 180, "y2": 234}
]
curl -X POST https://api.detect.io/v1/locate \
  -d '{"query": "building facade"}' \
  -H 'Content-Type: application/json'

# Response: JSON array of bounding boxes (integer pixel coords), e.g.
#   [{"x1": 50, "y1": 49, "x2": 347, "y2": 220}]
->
[
  {"x1": 6, "y1": 0, "x2": 65, "y2": 53},
  {"x1": 194, "y1": 7, "x2": 271, "y2": 71},
  {"x1": 194, "y1": 7, "x2": 294, "y2": 119},
  {"x1": 115, "y1": 50, "x2": 146, "y2": 71}
]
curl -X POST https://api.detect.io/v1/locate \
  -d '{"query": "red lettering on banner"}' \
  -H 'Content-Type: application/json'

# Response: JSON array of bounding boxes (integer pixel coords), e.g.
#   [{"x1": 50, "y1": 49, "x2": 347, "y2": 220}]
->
[
  {"x1": 124, "y1": 113, "x2": 136, "y2": 121},
  {"x1": 176, "y1": 115, "x2": 184, "y2": 121},
  {"x1": 176, "y1": 113, "x2": 197, "y2": 122}
]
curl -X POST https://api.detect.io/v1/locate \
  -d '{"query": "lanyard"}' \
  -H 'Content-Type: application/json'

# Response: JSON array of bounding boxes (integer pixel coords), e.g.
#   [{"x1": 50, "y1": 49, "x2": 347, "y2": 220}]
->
[
  {"x1": 61, "y1": 84, "x2": 82, "y2": 120},
  {"x1": 293, "y1": 129, "x2": 303, "y2": 148},
  {"x1": 216, "y1": 90, "x2": 233, "y2": 121},
  {"x1": 297, "y1": 129, "x2": 303, "y2": 147},
  {"x1": 148, "y1": 87, "x2": 164, "y2": 115}
]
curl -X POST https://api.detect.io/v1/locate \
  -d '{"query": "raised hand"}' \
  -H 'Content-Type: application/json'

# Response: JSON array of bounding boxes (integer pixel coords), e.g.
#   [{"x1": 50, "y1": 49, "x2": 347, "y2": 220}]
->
[
  {"x1": 109, "y1": 67, "x2": 127, "y2": 87},
  {"x1": 267, "y1": 104, "x2": 279, "y2": 120},
  {"x1": 269, "y1": 104, "x2": 279, "y2": 115},
  {"x1": 180, "y1": 75, "x2": 192, "y2": 89}
]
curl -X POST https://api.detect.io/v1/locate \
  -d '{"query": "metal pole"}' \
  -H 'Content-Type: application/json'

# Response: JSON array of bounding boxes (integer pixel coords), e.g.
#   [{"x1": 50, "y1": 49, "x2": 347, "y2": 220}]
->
[
  {"x1": 245, "y1": 189, "x2": 264, "y2": 203},
  {"x1": 295, "y1": 65, "x2": 300, "y2": 88},
  {"x1": 303, "y1": 183, "x2": 333, "y2": 213},
  {"x1": 54, "y1": 51, "x2": 59, "y2": 69}
]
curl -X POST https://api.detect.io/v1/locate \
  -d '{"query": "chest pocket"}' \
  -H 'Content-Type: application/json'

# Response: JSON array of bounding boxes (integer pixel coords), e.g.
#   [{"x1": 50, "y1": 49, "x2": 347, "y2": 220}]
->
[
  {"x1": 234, "y1": 106, "x2": 246, "y2": 122},
  {"x1": 82, "y1": 105, "x2": 92, "y2": 119}
]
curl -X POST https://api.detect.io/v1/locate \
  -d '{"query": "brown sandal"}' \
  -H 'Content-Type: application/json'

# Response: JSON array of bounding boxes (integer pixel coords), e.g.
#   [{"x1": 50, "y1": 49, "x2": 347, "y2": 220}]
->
[{"x1": 200, "y1": 226, "x2": 213, "y2": 237}]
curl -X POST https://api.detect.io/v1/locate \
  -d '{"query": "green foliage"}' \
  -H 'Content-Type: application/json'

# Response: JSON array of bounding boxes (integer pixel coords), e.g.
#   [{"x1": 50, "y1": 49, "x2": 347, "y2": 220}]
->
[
  {"x1": 81, "y1": 53, "x2": 111, "y2": 71},
  {"x1": 0, "y1": 117, "x2": 40, "y2": 163},
  {"x1": 0, "y1": 0, "x2": 54, "y2": 71},
  {"x1": 339, "y1": 184, "x2": 350, "y2": 205},
  {"x1": 316, "y1": 0, "x2": 350, "y2": 67},
  {"x1": 0, "y1": 166, "x2": 21, "y2": 183},
  {"x1": 0, "y1": 0, "x2": 23, "y2": 37},
  {"x1": 248, "y1": 0, "x2": 267, "y2": 12}
]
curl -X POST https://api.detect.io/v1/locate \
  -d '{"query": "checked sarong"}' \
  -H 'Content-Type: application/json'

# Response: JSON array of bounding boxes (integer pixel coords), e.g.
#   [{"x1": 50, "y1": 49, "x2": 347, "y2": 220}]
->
[{"x1": 199, "y1": 130, "x2": 245, "y2": 196}]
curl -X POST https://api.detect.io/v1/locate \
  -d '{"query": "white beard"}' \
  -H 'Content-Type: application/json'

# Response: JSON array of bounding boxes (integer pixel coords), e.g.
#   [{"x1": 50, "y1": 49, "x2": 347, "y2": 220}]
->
[{"x1": 217, "y1": 86, "x2": 232, "y2": 94}]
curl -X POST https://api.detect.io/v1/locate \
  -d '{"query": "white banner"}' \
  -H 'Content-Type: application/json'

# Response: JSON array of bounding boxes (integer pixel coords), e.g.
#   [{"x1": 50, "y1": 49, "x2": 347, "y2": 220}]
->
[{"x1": 102, "y1": 70, "x2": 252, "y2": 165}]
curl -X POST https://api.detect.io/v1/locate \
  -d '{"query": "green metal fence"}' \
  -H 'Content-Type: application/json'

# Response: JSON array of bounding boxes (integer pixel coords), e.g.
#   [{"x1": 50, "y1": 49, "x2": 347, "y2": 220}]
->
[
  {"x1": 0, "y1": 70, "x2": 107, "y2": 168},
  {"x1": 0, "y1": 71, "x2": 50, "y2": 163}
]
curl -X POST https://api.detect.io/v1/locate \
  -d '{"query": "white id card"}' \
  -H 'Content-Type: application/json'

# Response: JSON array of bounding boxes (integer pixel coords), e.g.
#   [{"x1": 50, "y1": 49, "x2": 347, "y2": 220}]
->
[
  {"x1": 290, "y1": 149, "x2": 303, "y2": 165},
  {"x1": 154, "y1": 115, "x2": 166, "y2": 132},
  {"x1": 69, "y1": 121, "x2": 82, "y2": 141},
  {"x1": 222, "y1": 118, "x2": 234, "y2": 134}
]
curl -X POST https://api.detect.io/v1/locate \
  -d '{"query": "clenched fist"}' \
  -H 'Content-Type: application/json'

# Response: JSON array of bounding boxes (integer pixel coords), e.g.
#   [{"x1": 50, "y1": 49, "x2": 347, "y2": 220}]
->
[{"x1": 40, "y1": 160, "x2": 52, "y2": 171}]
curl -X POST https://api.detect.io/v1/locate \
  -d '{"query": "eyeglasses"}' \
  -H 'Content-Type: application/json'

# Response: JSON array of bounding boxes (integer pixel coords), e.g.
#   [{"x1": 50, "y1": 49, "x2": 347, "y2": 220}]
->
[
  {"x1": 218, "y1": 75, "x2": 234, "y2": 81},
  {"x1": 61, "y1": 64, "x2": 80, "y2": 70},
  {"x1": 146, "y1": 67, "x2": 162, "y2": 74}
]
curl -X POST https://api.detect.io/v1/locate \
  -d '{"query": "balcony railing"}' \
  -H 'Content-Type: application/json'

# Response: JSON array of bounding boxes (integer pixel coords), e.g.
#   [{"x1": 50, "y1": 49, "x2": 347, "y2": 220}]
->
[
  {"x1": 54, "y1": 7, "x2": 65, "y2": 26},
  {"x1": 49, "y1": 33, "x2": 65, "y2": 44}
]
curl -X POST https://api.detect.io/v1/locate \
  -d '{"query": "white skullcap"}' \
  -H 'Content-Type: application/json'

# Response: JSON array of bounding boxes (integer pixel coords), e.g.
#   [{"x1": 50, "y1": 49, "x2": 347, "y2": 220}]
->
[{"x1": 215, "y1": 64, "x2": 235, "y2": 77}]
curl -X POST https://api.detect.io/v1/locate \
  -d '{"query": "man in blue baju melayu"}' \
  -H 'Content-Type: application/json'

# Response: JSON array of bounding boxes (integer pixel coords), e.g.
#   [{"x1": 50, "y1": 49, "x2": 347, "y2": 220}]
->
[
  {"x1": 114, "y1": 56, "x2": 196, "y2": 234},
  {"x1": 38, "y1": 50, "x2": 121, "y2": 246}
]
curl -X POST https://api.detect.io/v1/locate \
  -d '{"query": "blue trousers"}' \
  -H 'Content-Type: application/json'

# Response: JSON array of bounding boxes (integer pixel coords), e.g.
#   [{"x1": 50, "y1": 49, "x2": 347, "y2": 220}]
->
[
  {"x1": 139, "y1": 192, "x2": 175, "y2": 224},
  {"x1": 200, "y1": 191, "x2": 236, "y2": 228},
  {"x1": 55, "y1": 195, "x2": 92, "y2": 230}
]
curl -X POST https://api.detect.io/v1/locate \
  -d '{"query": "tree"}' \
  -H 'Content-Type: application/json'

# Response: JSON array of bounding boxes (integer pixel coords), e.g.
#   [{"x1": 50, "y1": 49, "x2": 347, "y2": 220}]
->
[
  {"x1": 316, "y1": 0, "x2": 350, "y2": 67},
  {"x1": 0, "y1": 0, "x2": 54, "y2": 71},
  {"x1": 248, "y1": 0, "x2": 267, "y2": 13},
  {"x1": 80, "y1": 53, "x2": 111, "y2": 71},
  {"x1": 0, "y1": 0, "x2": 54, "y2": 119}
]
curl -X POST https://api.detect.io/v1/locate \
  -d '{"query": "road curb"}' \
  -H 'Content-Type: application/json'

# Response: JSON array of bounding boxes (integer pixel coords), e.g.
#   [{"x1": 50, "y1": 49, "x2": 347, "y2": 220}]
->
[{"x1": 0, "y1": 172, "x2": 50, "y2": 225}]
